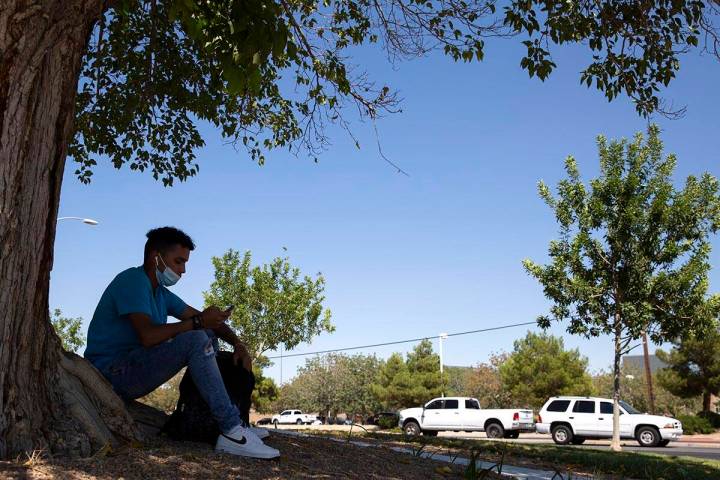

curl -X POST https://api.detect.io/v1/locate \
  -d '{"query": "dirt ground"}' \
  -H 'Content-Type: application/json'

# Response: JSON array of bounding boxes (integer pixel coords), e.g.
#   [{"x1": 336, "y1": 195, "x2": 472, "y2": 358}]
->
[{"x1": 0, "y1": 433, "x2": 501, "y2": 479}]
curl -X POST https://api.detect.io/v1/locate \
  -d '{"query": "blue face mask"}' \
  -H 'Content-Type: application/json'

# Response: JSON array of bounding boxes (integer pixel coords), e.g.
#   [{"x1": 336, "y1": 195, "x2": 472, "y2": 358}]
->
[{"x1": 156, "y1": 255, "x2": 180, "y2": 287}]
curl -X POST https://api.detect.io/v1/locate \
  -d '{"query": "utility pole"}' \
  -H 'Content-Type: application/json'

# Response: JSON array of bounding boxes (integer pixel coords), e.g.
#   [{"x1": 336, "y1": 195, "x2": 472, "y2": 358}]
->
[
  {"x1": 641, "y1": 330, "x2": 656, "y2": 414},
  {"x1": 439, "y1": 333, "x2": 448, "y2": 397}
]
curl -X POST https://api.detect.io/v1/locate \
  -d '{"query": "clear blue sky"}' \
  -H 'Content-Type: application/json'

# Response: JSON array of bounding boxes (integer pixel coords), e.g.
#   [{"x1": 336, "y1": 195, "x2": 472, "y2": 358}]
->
[{"x1": 51, "y1": 37, "x2": 720, "y2": 385}]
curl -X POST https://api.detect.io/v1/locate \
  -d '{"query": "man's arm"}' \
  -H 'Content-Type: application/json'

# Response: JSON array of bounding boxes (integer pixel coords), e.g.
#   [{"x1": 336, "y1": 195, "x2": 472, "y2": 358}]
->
[
  {"x1": 178, "y1": 306, "x2": 251, "y2": 370},
  {"x1": 130, "y1": 307, "x2": 229, "y2": 348},
  {"x1": 128, "y1": 313, "x2": 193, "y2": 347},
  {"x1": 178, "y1": 306, "x2": 239, "y2": 346}
]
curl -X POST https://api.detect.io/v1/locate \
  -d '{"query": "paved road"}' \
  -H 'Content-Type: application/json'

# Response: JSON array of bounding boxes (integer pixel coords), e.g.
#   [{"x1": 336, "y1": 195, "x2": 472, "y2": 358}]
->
[{"x1": 436, "y1": 432, "x2": 720, "y2": 460}]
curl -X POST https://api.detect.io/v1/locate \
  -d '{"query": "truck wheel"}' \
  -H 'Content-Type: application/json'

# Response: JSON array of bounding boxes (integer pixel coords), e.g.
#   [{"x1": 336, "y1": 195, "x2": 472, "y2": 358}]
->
[
  {"x1": 486, "y1": 423, "x2": 505, "y2": 439},
  {"x1": 273, "y1": 419, "x2": 279, "y2": 427},
  {"x1": 403, "y1": 421, "x2": 421, "y2": 436},
  {"x1": 658, "y1": 439, "x2": 670, "y2": 447},
  {"x1": 423, "y1": 430, "x2": 438, "y2": 437},
  {"x1": 551, "y1": 424, "x2": 573, "y2": 445},
  {"x1": 296, "y1": 419, "x2": 303, "y2": 425},
  {"x1": 571, "y1": 437, "x2": 585, "y2": 445},
  {"x1": 504, "y1": 431, "x2": 519, "y2": 439},
  {"x1": 636, "y1": 426, "x2": 660, "y2": 447}
]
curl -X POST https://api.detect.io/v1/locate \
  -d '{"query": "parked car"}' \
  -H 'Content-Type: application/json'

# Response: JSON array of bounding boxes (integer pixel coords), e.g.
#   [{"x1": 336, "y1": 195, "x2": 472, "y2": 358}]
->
[
  {"x1": 325, "y1": 417, "x2": 348, "y2": 425},
  {"x1": 536, "y1": 396, "x2": 683, "y2": 447},
  {"x1": 398, "y1": 397, "x2": 535, "y2": 438},
  {"x1": 366, "y1": 412, "x2": 400, "y2": 429},
  {"x1": 271, "y1": 410, "x2": 318, "y2": 425}
]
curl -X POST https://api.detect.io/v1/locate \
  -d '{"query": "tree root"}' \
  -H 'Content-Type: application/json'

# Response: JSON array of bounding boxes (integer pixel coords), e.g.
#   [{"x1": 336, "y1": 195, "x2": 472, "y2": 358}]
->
[{"x1": 49, "y1": 352, "x2": 144, "y2": 457}]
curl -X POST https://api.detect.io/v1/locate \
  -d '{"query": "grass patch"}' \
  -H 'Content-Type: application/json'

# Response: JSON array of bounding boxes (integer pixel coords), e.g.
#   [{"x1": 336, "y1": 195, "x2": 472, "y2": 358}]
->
[{"x1": 363, "y1": 432, "x2": 720, "y2": 480}]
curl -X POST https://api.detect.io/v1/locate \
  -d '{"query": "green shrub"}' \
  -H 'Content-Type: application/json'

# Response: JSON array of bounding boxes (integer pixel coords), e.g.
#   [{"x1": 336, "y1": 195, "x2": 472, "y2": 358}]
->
[
  {"x1": 377, "y1": 415, "x2": 398, "y2": 430},
  {"x1": 678, "y1": 415, "x2": 715, "y2": 435},
  {"x1": 697, "y1": 411, "x2": 720, "y2": 429}
]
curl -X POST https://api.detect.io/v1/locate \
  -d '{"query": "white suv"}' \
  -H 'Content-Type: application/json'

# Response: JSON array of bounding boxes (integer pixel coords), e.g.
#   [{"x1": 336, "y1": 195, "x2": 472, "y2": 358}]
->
[{"x1": 537, "y1": 396, "x2": 683, "y2": 447}]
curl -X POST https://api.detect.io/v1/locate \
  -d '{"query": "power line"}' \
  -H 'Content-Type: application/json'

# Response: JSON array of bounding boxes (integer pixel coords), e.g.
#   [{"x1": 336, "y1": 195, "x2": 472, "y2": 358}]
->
[{"x1": 266, "y1": 320, "x2": 537, "y2": 360}]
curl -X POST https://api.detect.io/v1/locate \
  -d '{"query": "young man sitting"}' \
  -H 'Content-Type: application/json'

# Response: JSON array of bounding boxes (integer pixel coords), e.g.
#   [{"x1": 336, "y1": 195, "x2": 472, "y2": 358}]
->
[{"x1": 84, "y1": 227, "x2": 279, "y2": 459}]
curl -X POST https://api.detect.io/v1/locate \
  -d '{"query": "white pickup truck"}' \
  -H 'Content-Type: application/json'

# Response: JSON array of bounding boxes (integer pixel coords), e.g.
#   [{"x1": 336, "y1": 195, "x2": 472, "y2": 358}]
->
[
  {"x1": 271, "y1": 409, "x2": 317, "y2": 425},
  {"x1": 398, "y1": 397, "x2": 535, "y2": 438}
]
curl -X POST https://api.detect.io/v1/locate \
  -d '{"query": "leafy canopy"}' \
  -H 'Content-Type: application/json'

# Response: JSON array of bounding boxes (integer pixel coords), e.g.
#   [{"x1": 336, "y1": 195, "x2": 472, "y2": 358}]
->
[
  {"x1": 203, "y1": 249, "x2": 333, "y2": 358},
  {"x1": 523, "y1": 125, "x2": 720, "y2": 352},
  {"x1": 70, "y1": 0, "x2": 719, "y2": 185},
  {"x1": 499, "y1": 331, "x2": 593, "y2": 409},
  {"x1": 504, "y1": 0, "x2": 712, "y2": 116}
]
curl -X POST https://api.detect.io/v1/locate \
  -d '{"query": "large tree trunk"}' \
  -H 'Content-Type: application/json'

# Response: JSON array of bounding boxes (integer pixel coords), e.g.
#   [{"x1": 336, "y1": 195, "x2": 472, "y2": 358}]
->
[{"x1": 0, "y1": 0, "x2": 142, "y2": 458}]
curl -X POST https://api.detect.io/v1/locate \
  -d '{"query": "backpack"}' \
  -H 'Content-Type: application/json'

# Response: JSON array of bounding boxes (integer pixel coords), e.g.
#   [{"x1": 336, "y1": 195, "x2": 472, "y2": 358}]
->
[{"x1": 161, "y1": 351, "x2": 255, "y2": 444}]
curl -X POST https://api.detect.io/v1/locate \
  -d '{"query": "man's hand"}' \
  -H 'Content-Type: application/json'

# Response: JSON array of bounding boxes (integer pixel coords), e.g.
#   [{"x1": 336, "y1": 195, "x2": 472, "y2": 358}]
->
[
  {"x1": 233, "y1": 341, "x2": 252, "y2": 371},
  {"x1": 201, "y1": 306, "x2": 230, "y2": 329}
]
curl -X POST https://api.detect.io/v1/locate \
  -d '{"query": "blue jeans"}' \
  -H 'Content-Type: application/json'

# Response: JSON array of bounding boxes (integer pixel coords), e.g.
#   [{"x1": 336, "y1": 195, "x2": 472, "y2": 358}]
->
[{"x1": 102, "y1": 329, "x2": 241, "y2": 433}]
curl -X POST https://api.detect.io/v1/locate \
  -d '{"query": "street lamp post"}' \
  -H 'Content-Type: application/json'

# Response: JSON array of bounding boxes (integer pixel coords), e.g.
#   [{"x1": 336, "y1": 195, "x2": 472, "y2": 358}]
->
[
  {"x1": 439, "y1": 332, "x2": 448, "y2": 397},
  {"x1": 57, "y1": 216, "x2": 99, "y2": 225}
]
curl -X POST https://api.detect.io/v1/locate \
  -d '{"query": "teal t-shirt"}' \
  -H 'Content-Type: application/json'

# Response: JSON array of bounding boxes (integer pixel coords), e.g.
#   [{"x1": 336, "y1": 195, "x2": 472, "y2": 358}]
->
[{"x1": 84, "y1": 266, "x2": 188, "y2": 372}]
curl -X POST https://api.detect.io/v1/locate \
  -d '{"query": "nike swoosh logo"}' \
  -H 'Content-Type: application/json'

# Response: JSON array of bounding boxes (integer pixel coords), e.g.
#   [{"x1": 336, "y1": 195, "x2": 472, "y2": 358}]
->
[{"x1": 222, "y1": 434, "x2": 247, "y2": 445}]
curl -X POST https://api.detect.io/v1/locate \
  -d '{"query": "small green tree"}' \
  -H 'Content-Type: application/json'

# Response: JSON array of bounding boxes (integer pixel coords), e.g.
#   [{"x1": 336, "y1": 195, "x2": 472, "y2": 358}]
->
[
  {"x1": 372, "y1": 340, "x2": 442, "y2": 410},
  {"x1": 500, "y1": 332, "x2": 593, "y2": 410},
  {"x1": 370, "y1": 353, "x2": 409, "y2": 410},
  {"x1": 252, "y1": 356, "x2": 280, "y2": 414},
  {"x1": 50, "y1": 309, "x2": 86, "y2": 353},
  {"x1": 657, "y1": 319, "x2": 720, "y2": 412},
  {"x1": 523, "y1": 125, "x2": 720, "y2": 450},
  {"x1": 335, "y1": 354, "x2": 383, "y2": 418},
  {"x1": 203, "y1": 249, "x2": 333, "y2": 358}
]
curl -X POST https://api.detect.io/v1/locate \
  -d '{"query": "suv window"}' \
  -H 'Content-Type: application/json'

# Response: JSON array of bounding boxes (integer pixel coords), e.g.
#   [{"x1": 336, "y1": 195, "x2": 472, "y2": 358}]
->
[
  {"x1": 465, "y1": 399, "x2": 480, "y2": 410},
  {"x1": 281, "y1": 411, "x2": 290, "y2": 415},
  {"x1": 572, "y1": 401, "x2": 596, "y2": 414},
  {"x1": 546, "y1": 400, "x2": 571, "y2": 412},
  {"x1": 600, "y1": 402, "x2": 613, "y2": 414},
  {"x1": 294, "y1": 411, "x2": 301, "y2": 415},
  {"x1": 426, "y1": 400, "x2": 443, "y2": 409},
  {"x1": 443, "y1": 399, "x2": 459, "y2": 409}
]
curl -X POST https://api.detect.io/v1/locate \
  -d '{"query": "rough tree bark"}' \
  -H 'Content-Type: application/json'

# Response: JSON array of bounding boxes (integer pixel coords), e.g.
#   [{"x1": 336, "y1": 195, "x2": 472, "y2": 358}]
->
[{"x1": 0, "y1": 0, "x2": 142, "y2": 458}]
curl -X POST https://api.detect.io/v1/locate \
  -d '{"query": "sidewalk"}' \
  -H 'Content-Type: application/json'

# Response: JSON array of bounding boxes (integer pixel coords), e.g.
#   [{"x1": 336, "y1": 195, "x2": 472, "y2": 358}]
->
[
  {"x1": 680, "y1": 432, "x2": 720, "y2": 444},
  {"x1": 273, "y1": 429, "x2": 593, "y2": 480}
]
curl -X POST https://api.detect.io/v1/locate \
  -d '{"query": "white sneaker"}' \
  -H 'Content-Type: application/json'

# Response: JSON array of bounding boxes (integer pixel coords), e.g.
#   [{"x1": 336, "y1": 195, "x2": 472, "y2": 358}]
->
[
  {"x1": 237, "y1": 419, "x2": 270, "y2": 439},
  {"x1": 250, "y1": 426, "x2": 270, "y2": 439},
  {"x1": 215, "y1": 425, "x2": 280, "y2": 459}
]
